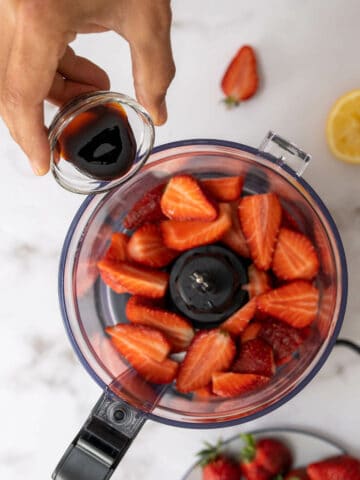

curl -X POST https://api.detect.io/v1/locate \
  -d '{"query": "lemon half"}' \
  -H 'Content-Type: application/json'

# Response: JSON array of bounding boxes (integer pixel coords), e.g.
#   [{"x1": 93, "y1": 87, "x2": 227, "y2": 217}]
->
[{"x1": 326, "y1": 89, "x2": 360, "y2": 164}]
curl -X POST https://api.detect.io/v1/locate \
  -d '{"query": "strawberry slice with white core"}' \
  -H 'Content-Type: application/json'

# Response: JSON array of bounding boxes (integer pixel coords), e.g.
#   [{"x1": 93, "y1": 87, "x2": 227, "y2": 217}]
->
[
  {"x1": 201, "y1": 176, "x2": 244, "y2": 202},
  {"x1": 257, "y1": 281, "x2": 319, "y2": 328},
  {"x1": 127, "y1": 223, "x2": 178, "y2": 268},
  {"x1": 106, "y1": 324, "x2": 171, "y2": 362},
  {"x1": 238, "y1": 193, "x2": 282, "y2": 270},
  {"x1": 221, "y1": 298, "x2": 257, "y2": 336},
  {"x1": 177, "y1": 329, "x2": 236, "y2": 393},
  {"x1": 97, "y1": 260, "x2": 169, "y2": 298},
  {"x1": 161, "y1": 203, "x2": 232, "y2": 251},
  {"x1": 212, "y1": 372, "x2": 269, "y2": 398},
  {"x1": 272, "y1": 228, "x2": 320, "y2": 280},
  {"x1": 126, "y1": 295, "x2": 194, "y2": 352},
  {"x1": 243, "y1": 264, "x2": 271, "y2": 298},
  {"x1": 161, "y1": 175, "x2": 217, "y2": 221},
  {"x1": 221, "y1": 201, "x2": 250, "y2": 258}
]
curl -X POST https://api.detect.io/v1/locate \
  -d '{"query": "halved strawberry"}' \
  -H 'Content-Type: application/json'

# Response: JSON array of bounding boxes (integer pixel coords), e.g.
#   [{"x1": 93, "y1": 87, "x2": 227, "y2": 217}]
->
[
  {"x1": 257, "y1": 281, "x2": 319, "y2": 328},
  {"x1": 111, "y1": 336, "x2": 178, "y2": 384},
  {"x1": 106, "y1": 324, "x2": 170, "y2": 362},
  {"x1": 127, "y1": 223, "x2": 178, "y2": 268},
  {"x1": 285, "y1": 468, "x2": 310, "y2": 480},
  {"x1": 161, "y1": 175, "x2": 217, "y2": 221},
  {"x1": 243, "y1": 264, "x2": 272, "y2": 298},
  {"x1": 222, "y1": 298, "x2": 257, "y2": 336},
  {"x1": 233, "y1": 338, "x2": 275, "y2": 377},
  {"x1": 161, "y1": 203, "x2": 232, "y2": 251},
  {"x1": 201, "y1": 176, "x2": 244, "y2": 202},
  {"x1": 123, "y1": 184, "x2": 166, "y2": 230},
  {"x1": 221, "y1": 201, "x2": 250, "y2": 258},
  {"x1": 212, "y1": 372, "x2": 269, "y2": 397},
  {"x1": 241, "y1": 322, "x2": 262, "y2": 343},
  {"x1": 238, "y1": 193, "x2": 282, "y2": 270},
  {"x1": 106, "y1": 324, "x2": 178, "y2": 384},
  {"x1": 221, "y1": 45, "x2": 259, "y2": 106},
  {"x1": 259, "y1": 319, "x2": 310, "y2": 365},
  {"x1": 257, "y1": 318, "x2": 310, "y2": 365},
  {"x1": 307, "y1": 455, "x2": 360, "y2": 480},
  {"x1": 192, "y1": 384, "x2": 217, "y2": 400},
  {"x1": 99, "y1": 269, "x2": 128, "y2": 294},
  {"x1": 97, "y1": 260, "x2": 169, "y2": 298},
  {"x1": 102, "y1": 232, "x2": 129, "y2": 263},
  {"x1": 272, "y1": 228, "x2": 320, "y2": 281},
  {"x1": 126, "y1": 295, "x2": 194, "y2": 352},
  {"x1": 176, "y1": 329, "x2": 236, "y2": 393}
]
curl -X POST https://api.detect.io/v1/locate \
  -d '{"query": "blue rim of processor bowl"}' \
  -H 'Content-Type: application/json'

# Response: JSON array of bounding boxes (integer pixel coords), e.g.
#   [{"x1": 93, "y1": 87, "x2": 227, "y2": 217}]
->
[{"x1": 59, "y1": 139, "x2": 348, "y2": 428}]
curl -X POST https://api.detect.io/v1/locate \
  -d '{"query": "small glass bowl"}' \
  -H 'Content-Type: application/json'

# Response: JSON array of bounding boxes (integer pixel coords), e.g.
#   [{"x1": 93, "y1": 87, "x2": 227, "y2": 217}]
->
[{"x1": 48, "y1": 91, "x2": 155, "y2": 194}]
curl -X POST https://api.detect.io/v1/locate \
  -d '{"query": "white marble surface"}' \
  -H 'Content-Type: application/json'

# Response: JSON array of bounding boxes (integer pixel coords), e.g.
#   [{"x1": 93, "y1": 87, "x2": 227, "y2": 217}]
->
[{"x1": 1, "y1": 1, "x2": 360, "y2": 478}]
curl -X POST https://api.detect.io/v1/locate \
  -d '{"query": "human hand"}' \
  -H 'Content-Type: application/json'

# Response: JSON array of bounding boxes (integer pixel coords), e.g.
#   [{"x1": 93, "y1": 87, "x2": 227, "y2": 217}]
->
[{"x1": 0, "y1": 0, "x2": 175, "y2": 175}]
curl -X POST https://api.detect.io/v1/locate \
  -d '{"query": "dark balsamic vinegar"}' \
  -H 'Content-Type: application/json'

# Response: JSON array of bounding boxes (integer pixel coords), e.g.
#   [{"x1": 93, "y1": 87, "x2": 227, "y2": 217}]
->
[{"x1": 58, "y1": 103, "x2": 137, "y2": 181}]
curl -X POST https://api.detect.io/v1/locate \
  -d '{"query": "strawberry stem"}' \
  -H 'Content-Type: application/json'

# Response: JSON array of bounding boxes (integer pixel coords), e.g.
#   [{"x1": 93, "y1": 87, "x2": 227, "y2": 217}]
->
[
  {"x1": 240, "y1": 433, "x2": 256, "y2": 462},
  {"x1": 196, "y1": 438, "x2": 223, "y2": 467},
  {"x1": 222, "y1": 96, "x2": 241, "y2": 108}
]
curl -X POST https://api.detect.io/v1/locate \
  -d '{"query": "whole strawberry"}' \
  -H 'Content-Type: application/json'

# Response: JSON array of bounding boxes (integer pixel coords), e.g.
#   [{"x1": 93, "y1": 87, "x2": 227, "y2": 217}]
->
[
  {"x1": 240, "y1": 434, "x2": 292, "y2": 479},
  {"x1": 197, "y1": 440, "x2": 241, "y2": 480},
  {"x1": 307, "y1": 455, "x2": 360, "y2": 480}
]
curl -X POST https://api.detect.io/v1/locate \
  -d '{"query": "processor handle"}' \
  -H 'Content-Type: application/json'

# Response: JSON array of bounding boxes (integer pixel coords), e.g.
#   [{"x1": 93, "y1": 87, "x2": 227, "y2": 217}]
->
[
  {"x1": 52, "y1": 390, "x2": 146, "y2": 480},
  {"x1": 259, "y1": 131, "x2": 311, "y2": 176}
]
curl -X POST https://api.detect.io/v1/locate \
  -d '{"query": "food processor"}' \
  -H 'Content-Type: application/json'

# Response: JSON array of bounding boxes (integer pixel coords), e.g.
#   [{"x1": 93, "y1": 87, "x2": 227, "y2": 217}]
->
[{"x1": 49, "y1": 92, "x2": 347, "y2": 480}]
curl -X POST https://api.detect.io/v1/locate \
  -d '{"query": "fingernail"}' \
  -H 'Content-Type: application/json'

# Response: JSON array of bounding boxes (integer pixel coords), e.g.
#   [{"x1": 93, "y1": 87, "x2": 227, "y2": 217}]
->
[{"x1": 32, "y1": 164, "x2": 46, "y2": 176}]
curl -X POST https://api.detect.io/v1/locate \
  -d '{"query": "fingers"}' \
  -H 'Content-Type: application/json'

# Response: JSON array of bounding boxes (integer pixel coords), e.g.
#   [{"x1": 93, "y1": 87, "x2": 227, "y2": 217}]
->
[
  {"x1": 125, "y1": 3, "x2": 175, "y2": 125},
  {"x1": 47, "y1": 46, "x2": 111, "y2": 106},
  {"x1": 1, "y1": 8, "x2": 62, "y2": 175},
  {"x1": 130, "y1": 39, "x2": 175, "y2": 125}
]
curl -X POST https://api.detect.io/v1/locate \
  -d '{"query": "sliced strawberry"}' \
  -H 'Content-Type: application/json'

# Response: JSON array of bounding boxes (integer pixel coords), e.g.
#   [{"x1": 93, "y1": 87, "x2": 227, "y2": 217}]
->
[
  {"x1": 221, "y1": 298, "x2": 257, "y2": 336},
  {"x1": 111, "y1": 336, "x2": 178, "y2": 384},
  {"x1": 176, "y1": 329, "x2": 236, "y2": 393},
  {"x1": 221, "y1": 201, "x2": 250, "y2": 257},
  {"x1": 257, "y1": 281, "x2": 319, "y2": 328},
  {"x1": 106, "y1": 324, "x2": 170, "y2": 362},
  {"x1": 126, "y1": 295, "x2": 194, "y2": 352},
  {"x1": 221, "y1": 45, "x2": 259, "y2": 106},
  {"x1": 161, "y1": 203, "x2": 232, "y2": 251},
  {"x1": 123, "y1": 184, "x2": 166, "y2": 230},
  {"x1": 161, "y1": 175, "x2": 217, "y2": 221},
  {"x1": 192, "y1": 384, "x2": 217, "y2": 400},
  {"x1": 272, "y1": 228, "x2": 319, "y2": 281},
  {"x1": 97, "y1": 260, "x2": 169, "y2": 298},
  {"x1": 233, "y1": 338, "x2": 275, "y2": 377},
  {"x1": 243, "y1": 264, "x2": 272, "y2": 298},
  {"x1": 238, "y1": 193, "x2": 282, "y2": 271},
  {"x1": 307, "y1": 455, "x2": 360, "y2": 480},
  {"x1": 257, "y1": 318, "x2": 310, "y2": 365},
  {"x1": 102, "y1": 232, "x2": 129, "y2": 263},
  {"x1": 285, "y1": 468, "x2": 310, "y2": 480},
  {"x1": 127, "y1": 223, "x2": 178, "y2": 268},
  {"x1": 258, "y1": 319, "x2": 310, "y2": 365},
  {"x1": 99, "y1": 268, "x2": 128, "y2": 294},
  {"x1": 241, "y1": 322, "x2": 262, "y2": 343},
  {"x1": 212, "y1": 372, "x2": 269, "y2": 397},
  {"x1": 255, "y1": 438, "x2": 293, "y2": 476},
  {"x1": 201, "y1": 176, "x2": 244, "y2": 201}
]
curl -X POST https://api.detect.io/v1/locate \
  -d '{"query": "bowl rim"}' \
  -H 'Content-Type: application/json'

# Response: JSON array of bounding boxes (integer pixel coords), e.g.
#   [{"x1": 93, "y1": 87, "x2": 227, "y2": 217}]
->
[{"x1": 58, "y1": 138, "x2": 348, "y2": 428}]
